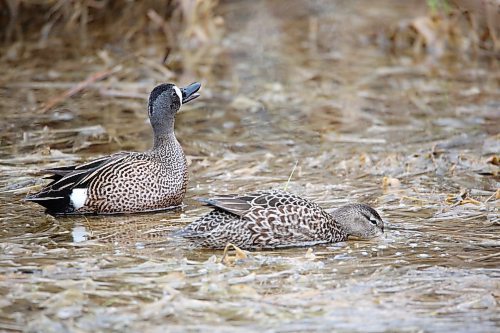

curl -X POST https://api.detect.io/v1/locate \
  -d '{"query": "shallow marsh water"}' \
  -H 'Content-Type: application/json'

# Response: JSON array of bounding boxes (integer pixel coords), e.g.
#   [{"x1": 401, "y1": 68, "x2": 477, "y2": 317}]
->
[{"x1": 0, "y1": 1, "x2": 499, "y2": 332}]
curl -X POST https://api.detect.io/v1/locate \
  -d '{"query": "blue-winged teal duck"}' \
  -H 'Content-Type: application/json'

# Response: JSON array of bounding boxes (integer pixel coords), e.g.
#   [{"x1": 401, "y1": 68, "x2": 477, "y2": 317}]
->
[
  {"x1": 174, "y1": 190, "x2": 384, "y2": 249},
  {"x1": 26, "y1": 82, "x2": 201, "y2": 215}
]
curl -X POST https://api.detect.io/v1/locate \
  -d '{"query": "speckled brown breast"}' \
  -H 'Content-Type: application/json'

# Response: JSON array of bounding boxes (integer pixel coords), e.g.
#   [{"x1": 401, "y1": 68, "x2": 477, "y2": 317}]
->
[{"x1": 79, "y1": 139, "x2": 188, "y2": 214}]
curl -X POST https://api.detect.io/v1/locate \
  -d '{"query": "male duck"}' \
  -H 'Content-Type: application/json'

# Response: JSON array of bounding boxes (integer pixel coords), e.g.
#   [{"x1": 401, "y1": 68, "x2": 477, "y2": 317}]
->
[
  {"x1": 26, "y1": 82, "x2": 201, "y2": 215},
  {"x1": 174, "y1": 189, "x2": 384, "y2": 249}
]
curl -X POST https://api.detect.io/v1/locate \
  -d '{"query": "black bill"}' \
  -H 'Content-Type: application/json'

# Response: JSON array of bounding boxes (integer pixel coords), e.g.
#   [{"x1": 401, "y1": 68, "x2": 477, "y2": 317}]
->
[{"x1": 181, "y1": 82, "x2": 201, "y2": 104}]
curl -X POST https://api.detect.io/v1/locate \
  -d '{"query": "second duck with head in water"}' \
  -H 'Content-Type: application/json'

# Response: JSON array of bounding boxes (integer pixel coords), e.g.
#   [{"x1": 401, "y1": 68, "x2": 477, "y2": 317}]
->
[{"x1": 174, "y1": 189, "x2": 385, "y2": 250}]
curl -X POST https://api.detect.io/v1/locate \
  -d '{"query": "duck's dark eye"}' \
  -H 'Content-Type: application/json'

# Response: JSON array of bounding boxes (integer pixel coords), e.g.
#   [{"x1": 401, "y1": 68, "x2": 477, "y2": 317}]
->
[{"x1": 369, "y1": 218, "x2": 378, "y2": 225}]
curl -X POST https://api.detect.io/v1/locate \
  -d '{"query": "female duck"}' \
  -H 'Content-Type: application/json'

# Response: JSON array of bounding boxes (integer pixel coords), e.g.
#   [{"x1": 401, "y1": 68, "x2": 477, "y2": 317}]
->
[
  {"x1": 174, "y1": 189, "x2": 384, "y2": 249},
  {"x1": 26, "y1": 82, "x2": 201, "y2": 215}
]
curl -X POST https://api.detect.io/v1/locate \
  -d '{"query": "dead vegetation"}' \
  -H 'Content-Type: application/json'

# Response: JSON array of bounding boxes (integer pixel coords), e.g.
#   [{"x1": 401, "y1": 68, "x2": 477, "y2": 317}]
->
[
  {"x1": 0, "y1": 0, "x2": 224, "y2": 96},
  {"x1": 374, "y1": 0, "x2": 499, "y2": 59},
  {"x1": 0, "y1": 0, "x2": 224, "y2": 158},
  {"x1": 1, "y1": 0, "x2": 223, "y2": 51}
]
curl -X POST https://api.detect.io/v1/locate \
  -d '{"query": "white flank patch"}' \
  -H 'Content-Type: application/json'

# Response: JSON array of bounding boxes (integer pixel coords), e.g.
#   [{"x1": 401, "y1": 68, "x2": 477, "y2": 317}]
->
[
  {"x1": 70, "y1": 188, "x2": 88, "y2": 210},
  {"x1": 173, "y1": 85, "x2": 183, "y2": 106}
]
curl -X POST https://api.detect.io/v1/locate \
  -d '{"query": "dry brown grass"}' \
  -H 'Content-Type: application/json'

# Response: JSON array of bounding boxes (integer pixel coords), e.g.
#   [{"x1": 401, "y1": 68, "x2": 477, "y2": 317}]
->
[
  {"x1": 1, "y1": 0, "x2": 223, "y2": 56},
  {"x1": 371, "y1": 0, "x2": 499, "y2": 59},
  {"x1": 0, "y1": 0, "x2": 224, "y2": 118}
]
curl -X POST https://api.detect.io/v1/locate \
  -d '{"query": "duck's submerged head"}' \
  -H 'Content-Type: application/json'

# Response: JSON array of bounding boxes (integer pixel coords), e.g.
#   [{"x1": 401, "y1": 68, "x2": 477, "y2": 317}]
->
[
  {"x1": 148, "y1": 82, "x2": 201, "y2": 134},
  {"x1": 331, "y1": 203, "x2": 384, "y2": 239}
]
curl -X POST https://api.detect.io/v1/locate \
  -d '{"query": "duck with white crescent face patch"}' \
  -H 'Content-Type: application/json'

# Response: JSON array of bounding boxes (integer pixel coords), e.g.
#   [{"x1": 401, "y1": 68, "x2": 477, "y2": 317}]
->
[{"x1": 26, "y1": 82, "x2": 202, "y2": 215}]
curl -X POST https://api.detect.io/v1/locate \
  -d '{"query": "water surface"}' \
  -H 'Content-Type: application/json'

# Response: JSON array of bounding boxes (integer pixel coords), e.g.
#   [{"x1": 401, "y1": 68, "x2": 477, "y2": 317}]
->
[{"x1": 0, "y1": 1, "x2": 498, "y2": 332}]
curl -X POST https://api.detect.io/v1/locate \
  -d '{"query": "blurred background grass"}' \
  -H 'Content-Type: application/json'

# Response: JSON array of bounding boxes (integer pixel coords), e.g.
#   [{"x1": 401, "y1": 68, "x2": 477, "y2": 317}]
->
[{"x1": 1, "y1": 0, "x2": 497, "y2": 63}]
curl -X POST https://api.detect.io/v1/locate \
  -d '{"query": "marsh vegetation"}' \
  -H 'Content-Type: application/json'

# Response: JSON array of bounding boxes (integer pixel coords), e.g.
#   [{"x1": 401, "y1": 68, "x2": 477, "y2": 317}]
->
[{"x1": 0, "y1": 1, "x2": 498, "y2": 332}]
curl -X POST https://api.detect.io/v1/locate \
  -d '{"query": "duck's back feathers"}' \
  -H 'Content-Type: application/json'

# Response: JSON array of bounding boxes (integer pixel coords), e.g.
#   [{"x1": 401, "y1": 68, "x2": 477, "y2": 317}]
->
[{"x1": 197, "y1": 190, "x2": 321, "y2": 216}]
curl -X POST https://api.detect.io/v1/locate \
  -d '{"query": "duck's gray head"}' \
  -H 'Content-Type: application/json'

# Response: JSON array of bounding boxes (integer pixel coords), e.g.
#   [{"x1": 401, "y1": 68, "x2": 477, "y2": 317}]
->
[
  {"x1": 331, "y1": 203, "x2": 384, "y2": 239},
  {"x1": 148, "y1": 82, "x2": 201, "y2": 134}
]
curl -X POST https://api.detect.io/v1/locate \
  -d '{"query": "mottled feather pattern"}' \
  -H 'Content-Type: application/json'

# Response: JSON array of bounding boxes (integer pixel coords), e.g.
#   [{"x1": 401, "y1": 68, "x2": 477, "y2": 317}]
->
[
  {"x1": 82, "y1": 140, "x2": 187, "y2": 213},
  {"x1": 27, "y1": 140, "x2": 188, "y2": 214},
  {"x1": 204, "y1": 190, "x2": 322, "y2": 215},
  {"x1": 177, "y1": 190, "x2": 348, "y2": 249}
]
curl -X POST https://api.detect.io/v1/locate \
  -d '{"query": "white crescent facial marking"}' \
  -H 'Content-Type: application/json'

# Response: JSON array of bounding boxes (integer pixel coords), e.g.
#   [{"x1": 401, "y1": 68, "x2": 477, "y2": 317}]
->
[
  {"x1": 70, "y1": 188, "x2": 88, "y2": 210},
  {"x1": 173, "y1": 86, "x2": 183, "y2": 106}
]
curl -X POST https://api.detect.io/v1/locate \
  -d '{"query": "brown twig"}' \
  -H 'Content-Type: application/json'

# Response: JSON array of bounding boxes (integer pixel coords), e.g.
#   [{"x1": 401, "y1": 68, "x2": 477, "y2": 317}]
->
[{"x1": 40, "y1": 65, "x2": 121, "y2": 113}]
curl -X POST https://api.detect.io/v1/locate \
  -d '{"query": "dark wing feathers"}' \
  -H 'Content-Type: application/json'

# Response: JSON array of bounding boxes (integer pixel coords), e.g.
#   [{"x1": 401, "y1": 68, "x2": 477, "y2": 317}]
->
[
  {"x1": 26, "y1": 153, "x2": 130, "y2": 205},
  {"x1": 197, "y1": 196, "x2": 252, "y2": 216},
  {"x1": 75, "y1": 154, "x2": 130, "y2": 187},
  {"x1": 26, "y1": 169, "x2": 86, "y2": 202},
  {"x1": 40, "y1": 154, "x2": 118, "y2": 179}
]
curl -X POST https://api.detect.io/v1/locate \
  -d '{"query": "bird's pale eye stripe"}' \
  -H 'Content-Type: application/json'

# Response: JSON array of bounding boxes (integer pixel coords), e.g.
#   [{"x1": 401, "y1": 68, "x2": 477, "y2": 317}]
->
[
  {"x1": 362, "y1": 212, "x2": 378, "y2": 225},
  {"x1": 173, "y1": 86, "x2": 182, "y2": 106}
]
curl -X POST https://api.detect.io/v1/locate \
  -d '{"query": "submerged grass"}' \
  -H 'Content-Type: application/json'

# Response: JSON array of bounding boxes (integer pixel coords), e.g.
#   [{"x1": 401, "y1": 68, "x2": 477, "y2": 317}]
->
[{"x1": 283, "y1": 160, "x2": 299, "y2": 191}]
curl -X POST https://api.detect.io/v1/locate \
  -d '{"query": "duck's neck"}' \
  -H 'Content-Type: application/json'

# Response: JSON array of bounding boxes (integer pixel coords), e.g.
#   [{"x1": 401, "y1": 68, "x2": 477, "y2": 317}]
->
[
  {"x1": 150, "y1": 132, "x2": 186, "y2": 165},
  {"x1": 327, "y1": 212, "x2": 349, "y2": 241},
  {"x1": 151, "y1": 115, "x2": 176, "y2": 150},
  {"x1": 153, "y1": 132, "x2": 177, "y2": 151},
  {"x1": 332, "y1": 219, "x2": 352, "y2": 238}
]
